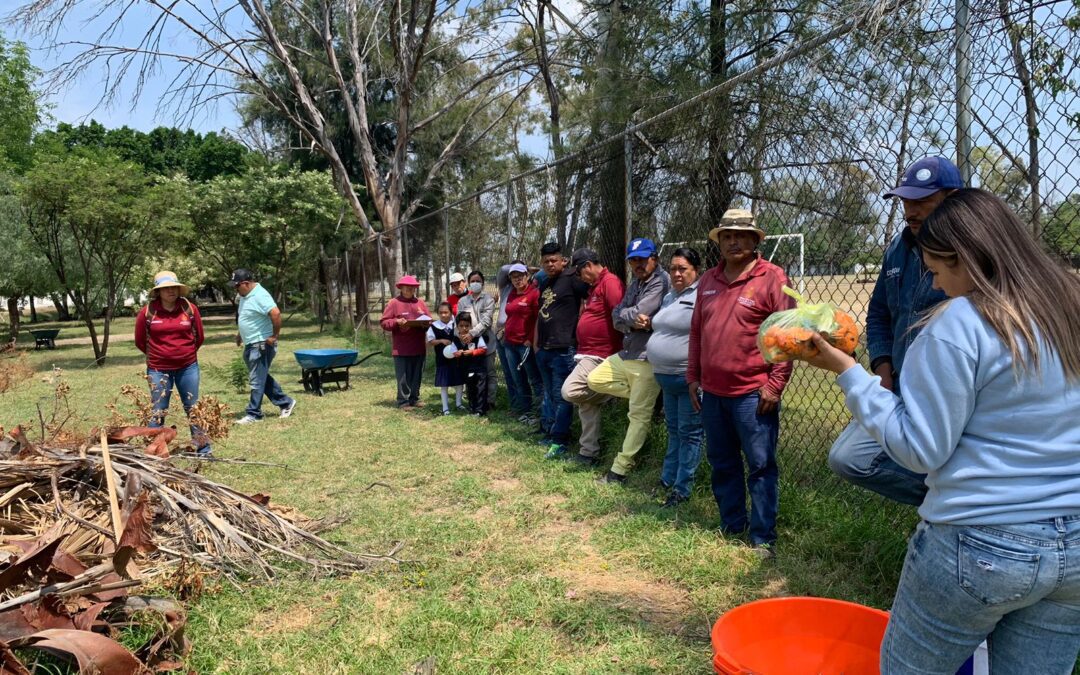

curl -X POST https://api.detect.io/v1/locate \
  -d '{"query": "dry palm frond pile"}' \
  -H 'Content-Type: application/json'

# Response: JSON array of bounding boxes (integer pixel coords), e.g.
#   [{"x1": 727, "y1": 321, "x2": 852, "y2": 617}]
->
[
  {"x1": 0, "y1": 354, "x2": 33, "y2": 394},
  {"x1": 0, "y1": 384, "x2": 400, "y2": 673}
]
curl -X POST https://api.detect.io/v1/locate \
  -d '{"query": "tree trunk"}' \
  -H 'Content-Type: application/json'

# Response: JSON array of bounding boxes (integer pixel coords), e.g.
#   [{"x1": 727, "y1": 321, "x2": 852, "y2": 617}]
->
[
  {"x1": 28, "y1": 296, "x2": 37, "y2": 324},
  {"x1": 49, "y1": 293, "x2": 71, "y2": 321},
  {"x1": 997, "y1": 0, "x2": 1041, "y2": 236},
  {"x1": 886, "y1": 86, "x2": 914, "y2": 247},
  {"x1": 317, "y1": 247, "x2": 329, "y2": 332},
  {"x1": 6, "y1": 297, "x2": 20, "y2": 342},
  {"x1": 592, "y1": 0, "x2": 629, "y2": 277},
  {"x1": 356, "y1": 243, "x2": 370, "y2": 328},
  {"x1": 707, "y1": 0, "x2": 733, "y2": 225}
]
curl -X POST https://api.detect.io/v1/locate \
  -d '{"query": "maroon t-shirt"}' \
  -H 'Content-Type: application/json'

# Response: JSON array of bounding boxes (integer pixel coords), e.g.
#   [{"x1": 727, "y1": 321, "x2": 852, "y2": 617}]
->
[
  {"x1": 503, "y1": 286, "x2": 539, "y2": 345},
  {"x1": 575, "y1": 269, "x2": 624, "y2": 358},
  {"x1": 135, "y1": 299, "x2": 205, "y2": 371}
]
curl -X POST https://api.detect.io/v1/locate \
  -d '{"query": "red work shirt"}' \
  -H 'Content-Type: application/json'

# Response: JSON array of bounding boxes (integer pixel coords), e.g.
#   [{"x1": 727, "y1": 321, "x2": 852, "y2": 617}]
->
[
  {"x1": 503, "y1": 286, "x2": 539, "y2": 345},
  {"x1": 575, "y1": 269, "x2": 624, "y2": 358},
  {"x1": 448, "y1": 293, "x2": 463, "y2": 316},
  {"x1": 380, "y1": 295, "x2": 432, "y2": 356},
  {"x1": 687, "y1": 256, "x2": 796, "y2": 398},
  {"x1": 134, "y1": 299, "x2": 205, "y2": 371}
]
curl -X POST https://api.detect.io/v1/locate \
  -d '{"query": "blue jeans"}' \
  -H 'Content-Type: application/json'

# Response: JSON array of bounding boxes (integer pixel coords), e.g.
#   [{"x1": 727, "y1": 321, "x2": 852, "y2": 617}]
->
[
  {"x1": 701, "y1": 391, "x2": 780, "y2": 545},
  {"x1": 147, "y1": 362, "x2": 209, "y2": 452},
  {"x1": 497, "y1": 338, "x2": 519, "y2": 412},
  {"x1": 829, "y1": 421, "x2": 927, "y2": 506},
  {"x1": 502, "y1": 342, "x2": 543, "y2": 414},
  {"x1": 656, "y1": 373, "x2": 703, "y2": 498},
  {"x1": 535, "y1": 347, "x2": 575, "y2": 442},
  {"x1": 883, "y1": 518, "x2": 1080, "y2": 674},
  {"x1": 244, "y1": 342, "x2": 294, "y2": 419}
]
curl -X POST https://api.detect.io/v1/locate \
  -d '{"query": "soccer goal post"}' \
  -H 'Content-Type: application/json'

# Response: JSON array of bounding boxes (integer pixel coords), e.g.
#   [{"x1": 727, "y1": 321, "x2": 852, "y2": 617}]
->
[{"x1": 657, "y1": 233, "x2": 805, "y2": 295}]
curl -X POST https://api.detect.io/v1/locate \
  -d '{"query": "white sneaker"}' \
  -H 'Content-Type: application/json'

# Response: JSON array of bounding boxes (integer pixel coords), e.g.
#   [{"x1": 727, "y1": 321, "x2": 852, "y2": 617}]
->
[
  {"x1": 234, "y1": 415, "x2": 260, "y2": 425},
  {"x1": 279, "y1": 401, "x2": 297, "y2": 419}
]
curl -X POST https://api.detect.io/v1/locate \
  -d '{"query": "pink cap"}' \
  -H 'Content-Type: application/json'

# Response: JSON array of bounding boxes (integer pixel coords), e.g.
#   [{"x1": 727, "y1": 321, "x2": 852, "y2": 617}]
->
[{"x1": 396, "y1": 275, "x2": 420, "y2": 287}]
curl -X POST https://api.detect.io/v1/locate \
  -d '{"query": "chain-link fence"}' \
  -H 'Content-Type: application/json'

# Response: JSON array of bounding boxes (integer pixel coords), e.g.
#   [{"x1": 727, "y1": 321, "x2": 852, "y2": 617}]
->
[{"x1": 320, "y1": 0, "x2": 1078, "y2": 561}]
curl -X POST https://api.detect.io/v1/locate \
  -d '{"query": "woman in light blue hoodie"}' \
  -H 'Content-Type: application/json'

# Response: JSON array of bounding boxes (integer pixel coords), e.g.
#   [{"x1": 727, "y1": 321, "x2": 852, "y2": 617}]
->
[{"x1": 805, "y1": 189, "x2": 1080, "y2": 674}]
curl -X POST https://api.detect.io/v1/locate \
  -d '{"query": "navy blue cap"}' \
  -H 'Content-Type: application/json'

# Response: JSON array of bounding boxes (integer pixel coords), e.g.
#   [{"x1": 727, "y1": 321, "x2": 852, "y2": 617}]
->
[
  {"x1": 229, "y1": 268, "x2": 255, "y2": 286},
  {"x1": 884, "y1": 157, "x2": 965, "y2": 200},
  {"x1": 626, "y1": 237, "x2": 657, "y2": 259}
]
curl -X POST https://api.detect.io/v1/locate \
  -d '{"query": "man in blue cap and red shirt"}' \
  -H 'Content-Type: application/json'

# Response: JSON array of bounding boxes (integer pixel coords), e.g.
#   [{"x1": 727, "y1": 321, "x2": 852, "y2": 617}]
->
[
  {"x1": 828, "y1": 156, "x2": 962, "y2": 504},
  {"x1": 585, "y1": 237, "x2": 670, "y2": 483}
]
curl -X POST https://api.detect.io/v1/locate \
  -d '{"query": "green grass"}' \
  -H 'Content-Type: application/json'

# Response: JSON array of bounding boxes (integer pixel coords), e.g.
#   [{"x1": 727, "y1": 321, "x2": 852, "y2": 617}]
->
[{"x1": 0, "y1": 312, "x2": 914, "y2": 673}]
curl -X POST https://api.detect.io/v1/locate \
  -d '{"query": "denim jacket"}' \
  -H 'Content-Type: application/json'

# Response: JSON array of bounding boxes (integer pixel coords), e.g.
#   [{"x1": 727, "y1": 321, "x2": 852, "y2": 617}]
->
[{"x1": 866, "y1": 228, "x2": 946, "y2": 377}]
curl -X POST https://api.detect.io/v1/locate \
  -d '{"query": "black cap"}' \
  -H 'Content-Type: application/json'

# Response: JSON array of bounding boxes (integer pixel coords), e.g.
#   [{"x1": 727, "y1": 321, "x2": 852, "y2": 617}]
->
[
  {"x1": 230, "y1": 268, "x2": 255, "y2": 286},
  {"x1": 570, "y1": 247, "x2": 600, "y2": 270}
]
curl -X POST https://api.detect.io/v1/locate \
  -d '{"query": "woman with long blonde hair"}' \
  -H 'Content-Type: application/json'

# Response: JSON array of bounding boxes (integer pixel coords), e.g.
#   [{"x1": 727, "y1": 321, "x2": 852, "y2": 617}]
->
[{"x1": 805, "y1": 188, "x2": 1080, "y2": 673}]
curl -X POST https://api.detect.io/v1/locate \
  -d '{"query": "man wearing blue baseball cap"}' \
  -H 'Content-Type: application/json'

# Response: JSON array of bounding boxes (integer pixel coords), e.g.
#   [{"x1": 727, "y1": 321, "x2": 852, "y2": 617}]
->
[
  {"x1": 827, "y1": 156, "x2": 961, "y2": 505},
  {"x1": 583, "y1": 237, "x2": 671, "y2": 483}
]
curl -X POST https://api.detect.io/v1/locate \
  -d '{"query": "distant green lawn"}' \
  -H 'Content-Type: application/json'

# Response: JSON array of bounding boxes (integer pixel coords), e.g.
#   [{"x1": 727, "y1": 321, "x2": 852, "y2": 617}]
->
[{"x1": 1, "y1": 314, "x2": 915, "y2": 674}]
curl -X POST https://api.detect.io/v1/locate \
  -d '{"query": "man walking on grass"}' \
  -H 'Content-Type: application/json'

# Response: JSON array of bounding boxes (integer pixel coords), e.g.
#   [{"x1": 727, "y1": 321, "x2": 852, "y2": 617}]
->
[
  {"x1": 232, "y1": 268, "x2": 296, "y2": 425},
  {"x1": 585, "y1": 238, "x2": 670, "y2": 484},
  {"x1": 827, "y1": 157, "x2": 959, "y2": 505}
]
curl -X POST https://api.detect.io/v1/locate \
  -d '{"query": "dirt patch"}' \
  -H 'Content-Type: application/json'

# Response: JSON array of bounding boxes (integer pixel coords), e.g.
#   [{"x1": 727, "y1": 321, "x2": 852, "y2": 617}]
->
[
  {"x1": 488, "y1": 475, "x2": 522, "y2": 493},
  {"x1": 436, "y1": 442, "x2": 499, "y2": 464},
  {"x1": 250, "y1": 604, "x2": 317, "y2": 634},
  {"x1": 555, "y1": 549, "x2": 700, "y2": 635}
]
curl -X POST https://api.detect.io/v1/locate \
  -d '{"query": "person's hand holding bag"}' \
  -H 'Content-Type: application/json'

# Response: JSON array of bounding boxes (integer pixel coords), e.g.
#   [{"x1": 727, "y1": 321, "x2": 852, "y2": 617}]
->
[{"x1": 802, "y1": 333, "x2": 858, "y2": 375}]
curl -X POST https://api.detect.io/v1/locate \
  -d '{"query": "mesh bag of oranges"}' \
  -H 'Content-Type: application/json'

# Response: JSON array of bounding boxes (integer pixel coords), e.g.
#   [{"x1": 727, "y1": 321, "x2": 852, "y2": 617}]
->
[{"x1": 758, "y1": 286, "x2": 860, "y2": 363}]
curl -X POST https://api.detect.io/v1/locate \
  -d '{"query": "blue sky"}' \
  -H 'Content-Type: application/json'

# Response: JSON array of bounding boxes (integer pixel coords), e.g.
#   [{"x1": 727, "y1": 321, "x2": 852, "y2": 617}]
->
[{"x1": 9, "y1": 6, "x2": 243, "y2": 134}]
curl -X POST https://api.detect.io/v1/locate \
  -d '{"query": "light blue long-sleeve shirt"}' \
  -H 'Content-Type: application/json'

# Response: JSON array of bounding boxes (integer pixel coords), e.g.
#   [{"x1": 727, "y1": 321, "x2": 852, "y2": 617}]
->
[{"x1": 837, "y1": 296, "x2": 1080, "y2": 525}]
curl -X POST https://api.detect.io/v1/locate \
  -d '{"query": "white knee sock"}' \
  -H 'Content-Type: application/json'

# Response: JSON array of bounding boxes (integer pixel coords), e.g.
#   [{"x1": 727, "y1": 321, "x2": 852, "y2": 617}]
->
[{"x1": 441, "y1": 387, "x2": 450, "y2": 412}]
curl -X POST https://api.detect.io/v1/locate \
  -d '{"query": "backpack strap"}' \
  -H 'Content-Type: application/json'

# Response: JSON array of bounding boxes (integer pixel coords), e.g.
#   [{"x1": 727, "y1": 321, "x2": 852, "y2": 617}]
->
[{"x1": 144, "y1": 299, "x2": 199, "y2": 341}]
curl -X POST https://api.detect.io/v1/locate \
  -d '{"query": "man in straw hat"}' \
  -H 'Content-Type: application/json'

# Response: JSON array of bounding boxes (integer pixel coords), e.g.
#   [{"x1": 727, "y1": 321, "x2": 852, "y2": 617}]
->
[
  {"x1": 688, "y1": 208, "x2": 795, "y2": 558},
  {"x1": 232, "y1": 269, "x2": 296, "y2": 424},
  {"x1": 827, "y1": 157, "x2": 958, "y2": 506},
  {"x1": 135, "y1": 271, "x2": 210, "y2": 454}
]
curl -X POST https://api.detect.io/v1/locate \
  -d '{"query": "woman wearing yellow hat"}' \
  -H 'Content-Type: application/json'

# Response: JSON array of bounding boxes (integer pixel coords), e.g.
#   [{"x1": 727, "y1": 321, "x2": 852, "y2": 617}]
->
[{"x1": 134, "y1": 271, "x2": 210, "y2": 455}]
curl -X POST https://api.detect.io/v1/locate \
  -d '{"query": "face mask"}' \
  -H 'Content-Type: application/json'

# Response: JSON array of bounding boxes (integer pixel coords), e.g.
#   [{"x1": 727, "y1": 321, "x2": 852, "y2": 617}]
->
[{"x1": 469, "y1": 282, "x2": 483, "y2": 294}]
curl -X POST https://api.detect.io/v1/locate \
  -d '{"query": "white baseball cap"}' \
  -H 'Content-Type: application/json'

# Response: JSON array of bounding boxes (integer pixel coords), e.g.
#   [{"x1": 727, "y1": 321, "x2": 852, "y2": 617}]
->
[{"x1": 449, "y1": 272, "x2": 466, "y2": 283}]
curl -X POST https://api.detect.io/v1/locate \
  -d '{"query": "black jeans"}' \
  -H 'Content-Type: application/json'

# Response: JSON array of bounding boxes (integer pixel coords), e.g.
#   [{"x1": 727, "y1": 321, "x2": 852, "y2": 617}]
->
[
  {"x1": 465, "y1": 368, "x2": 489, "y2": 414},
  {"x1": 394, "y1": 355, "x2": 425, "y2": 406}
]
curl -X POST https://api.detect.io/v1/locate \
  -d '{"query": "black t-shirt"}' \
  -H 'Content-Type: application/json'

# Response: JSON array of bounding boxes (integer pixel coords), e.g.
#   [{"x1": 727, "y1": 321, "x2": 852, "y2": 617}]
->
[{"x1": 537, "y1": 272, "x2": 590, "y2": 350}]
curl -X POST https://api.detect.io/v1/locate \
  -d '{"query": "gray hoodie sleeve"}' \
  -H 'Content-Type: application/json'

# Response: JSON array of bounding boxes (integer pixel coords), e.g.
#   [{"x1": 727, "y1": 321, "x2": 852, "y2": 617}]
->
[{"x1": 613, "y1": 272, "x2": 669, "y2": 332}]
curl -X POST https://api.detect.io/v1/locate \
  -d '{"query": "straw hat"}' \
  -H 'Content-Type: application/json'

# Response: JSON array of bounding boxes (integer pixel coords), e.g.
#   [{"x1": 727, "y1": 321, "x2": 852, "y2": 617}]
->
[
  {"x1": 709, "y1": 208, "x2": 766, "y2": 244},
  {"x1": 151, "y1": 271, "x2": 189, "y2": 297}
]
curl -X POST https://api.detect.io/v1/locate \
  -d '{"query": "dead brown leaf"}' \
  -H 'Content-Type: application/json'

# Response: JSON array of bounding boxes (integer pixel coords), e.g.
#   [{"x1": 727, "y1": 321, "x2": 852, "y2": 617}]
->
[
  {"x1": 0, "y1": 530, "x2": 67, "y2": 592},
  {"x1": 11, "y1": 628, "x2": 148, "y2": 675},
  {"x1": 0, "y1": 638, "x2": 30, "y2": 675}
]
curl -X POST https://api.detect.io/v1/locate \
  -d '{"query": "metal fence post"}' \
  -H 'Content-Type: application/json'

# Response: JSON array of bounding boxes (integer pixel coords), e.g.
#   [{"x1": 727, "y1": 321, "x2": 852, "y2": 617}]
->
[
  {"x1": 444, "y1": 210, "x2": 451, "y2": 300},
  {"x1": 506, "y1": 182, "x2": 513, "y2": 262},
  {"x1": 402, "y1": 223, "x2": 410, "y2": 274},
  {"x1": 955, "y1": 0, "x2": 974, "y2": 184},
  {"x1": 624, "y1": 126, "x2": 633, "y2": 262}
]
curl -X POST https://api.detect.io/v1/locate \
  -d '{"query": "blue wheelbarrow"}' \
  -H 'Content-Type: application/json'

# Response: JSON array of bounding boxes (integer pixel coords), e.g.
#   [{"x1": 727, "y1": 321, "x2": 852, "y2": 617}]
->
[
  {"x1": 29, "y1": 328, "x2": 61, "y2": 350},
  {"x1": 294, "y1": 348, "x2": 381, "y2": 396}
]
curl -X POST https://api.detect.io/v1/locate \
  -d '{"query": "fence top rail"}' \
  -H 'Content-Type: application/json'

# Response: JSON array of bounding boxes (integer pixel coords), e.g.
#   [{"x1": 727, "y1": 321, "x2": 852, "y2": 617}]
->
[{"x1": 395, "y1": 0, "x2": 903, "y2": 232}]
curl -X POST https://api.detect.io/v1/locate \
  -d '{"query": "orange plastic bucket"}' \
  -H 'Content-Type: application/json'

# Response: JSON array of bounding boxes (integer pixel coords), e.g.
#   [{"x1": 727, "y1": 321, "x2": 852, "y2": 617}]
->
[{"x1": 711, "y1": 597, "x2": 890, "y2": 674}]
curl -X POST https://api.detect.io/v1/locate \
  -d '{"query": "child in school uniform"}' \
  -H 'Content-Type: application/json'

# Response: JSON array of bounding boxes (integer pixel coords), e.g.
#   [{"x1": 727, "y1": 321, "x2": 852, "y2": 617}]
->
[
  {"x1": 453, "y1": 314, "x2": 489, "y2": 415},
  {"x1": 426, "y1": 302, "x2": 465, "y2": 415}
]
